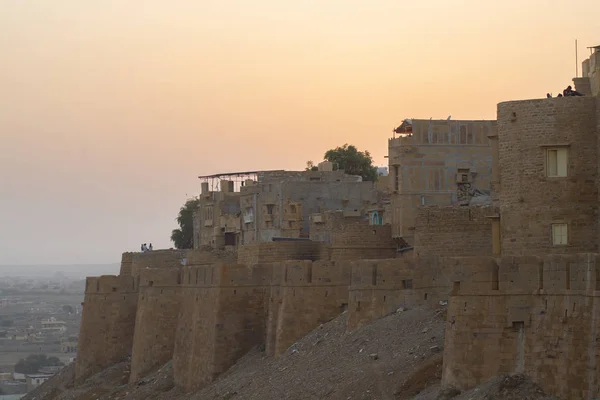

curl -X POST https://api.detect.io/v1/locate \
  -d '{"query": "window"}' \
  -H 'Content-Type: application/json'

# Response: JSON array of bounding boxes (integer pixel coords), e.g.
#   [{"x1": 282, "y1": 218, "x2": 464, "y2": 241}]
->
[
  {"x1": 394, "y1": 166, "x2": 399, "y2": 191},
  {"x1": 267, "y1": 204, "x2": 274, "y2": 215},
  {"x1": 224, "y1": 232, "x2": 236, "y2": 246},
  {"x1": 457, "y1": 168, "x2": 471, "y2": 183},
  {"x1": 552, "y1": 223, "x2": 568, "y2": 245},
  {"x1": 371, "y1": 212, "x2": 383, "y2": 225},
  {"x1": 546, "y1": 148, "x2": 568, "y2": 177}
]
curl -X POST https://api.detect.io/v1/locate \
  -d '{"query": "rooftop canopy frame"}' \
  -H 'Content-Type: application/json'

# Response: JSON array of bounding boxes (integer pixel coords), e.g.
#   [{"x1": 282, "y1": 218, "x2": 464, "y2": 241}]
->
[{"x1": 197, "y1": 170, "x2": 283, "y2": 192}]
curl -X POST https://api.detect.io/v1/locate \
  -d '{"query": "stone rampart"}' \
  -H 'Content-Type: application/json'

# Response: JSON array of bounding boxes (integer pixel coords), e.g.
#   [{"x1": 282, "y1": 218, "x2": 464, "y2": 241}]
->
[
  {"x1": 347, "y1": 256, "x2": 497, "y2": 329},
  {"x1": 187, "y1": 248, "x2": 237, "y2": 266},
  {"x1": 75, "y1": 275, "x2": 138, "y2": 383},
  {"x1": 442, "y1": 253, "x2": 600, "y2": 400},
  {"x1": 236, "y1": 241, "x2": 327, "y2": 265},
  {"x1": 172, "y1": 263, "x2": 272, "y2": 392},
  {"x1": 330, "y1": 222, "x2": 396, "y2": 261},
  {"x1": 266, "y1": 260, "x2": 351, "y2": 357},
  {"x1": 130, "y1": 249, "x2": 188, "y2": 278},
  {"x1": 129, "y1": 267, "x2": 182, "y2": 382},
  {"x1": 119, "y1": 252, "x2": 134, "y2": 276}
]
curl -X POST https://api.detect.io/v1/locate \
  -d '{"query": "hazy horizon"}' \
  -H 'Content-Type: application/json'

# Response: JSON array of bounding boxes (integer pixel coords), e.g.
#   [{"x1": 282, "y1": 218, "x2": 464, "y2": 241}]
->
[
  {"x1": 0, "y1": 263, "x2": 120, "y2": 278},
  {"x1": 1, "y1": 0, "x2": 599, "y2": 264}
]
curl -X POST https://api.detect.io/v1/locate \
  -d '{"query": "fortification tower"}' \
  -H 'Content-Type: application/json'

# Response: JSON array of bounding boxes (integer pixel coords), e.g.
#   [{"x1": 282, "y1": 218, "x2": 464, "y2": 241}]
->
[
  {"x1": 129, "y1": 267, "x2": 182, "y2": 383},
  {"x1": 75, "y1": 275, "x2": 137, "y2": 383},
  {"x1": 497, "y1": 96, "x2": 599, "y2": 255}
]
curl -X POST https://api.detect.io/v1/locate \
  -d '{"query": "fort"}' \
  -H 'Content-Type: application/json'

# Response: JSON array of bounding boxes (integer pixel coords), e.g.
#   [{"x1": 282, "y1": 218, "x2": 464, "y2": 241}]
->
[{"x1": 71, "y1": 46, "x2": 600, "y2": 399}]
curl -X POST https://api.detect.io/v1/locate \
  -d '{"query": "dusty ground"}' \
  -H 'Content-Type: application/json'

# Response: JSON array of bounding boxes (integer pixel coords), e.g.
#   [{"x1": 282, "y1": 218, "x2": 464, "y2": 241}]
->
[{"x1": 22, "y1": 307, "x2": 559, "y2": 400}]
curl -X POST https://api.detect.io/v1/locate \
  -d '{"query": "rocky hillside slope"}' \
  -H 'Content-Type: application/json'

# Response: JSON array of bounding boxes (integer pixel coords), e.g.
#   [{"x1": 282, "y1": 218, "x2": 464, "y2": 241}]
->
[{"x1": 23, "y1": 307, "x2": 558, "y2": 400}]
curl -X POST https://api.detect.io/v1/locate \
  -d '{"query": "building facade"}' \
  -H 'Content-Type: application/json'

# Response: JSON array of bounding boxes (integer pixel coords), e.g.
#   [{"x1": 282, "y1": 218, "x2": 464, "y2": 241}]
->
[
  {"x1": 193, "y1": 165, "x2": 381, "y2": 249},
  {"x1": 388, "y1": 118, "x2": 496, "y2": 244}
]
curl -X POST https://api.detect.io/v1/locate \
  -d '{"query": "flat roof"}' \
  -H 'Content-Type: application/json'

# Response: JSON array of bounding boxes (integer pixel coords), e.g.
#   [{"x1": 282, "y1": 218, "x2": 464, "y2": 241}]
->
[{"x1": 198, "y1": 170, "x2": 284, "y2": 179}]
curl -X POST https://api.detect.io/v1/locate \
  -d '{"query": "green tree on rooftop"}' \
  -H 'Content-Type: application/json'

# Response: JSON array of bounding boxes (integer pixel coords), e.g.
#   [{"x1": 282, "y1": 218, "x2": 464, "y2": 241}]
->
[
  {"x1": 170, "y1": 198, "x2": 201, "y2": 249},
  {"x1": 323, "y1": 144, "x2": 378, "y2": 182}
]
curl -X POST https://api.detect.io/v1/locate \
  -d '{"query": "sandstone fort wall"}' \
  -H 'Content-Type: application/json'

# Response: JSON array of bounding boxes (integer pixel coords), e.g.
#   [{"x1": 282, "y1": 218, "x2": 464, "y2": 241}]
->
[
  {"x1": 413, "y1": 205, "x2": 497, "y2": 257},
  {"x1": 330, "y1": 222, "x2": 396, "y2": 261},
  {"x1": 75, "y1": 275, "x2": 137, "y2": 383},
  {"x1": 236, "y1": 241, "x2": 327, "y2": 265},
  {"x1": 129, "y1": 267, "x2": 182, "y2": 382},
  {"x1": 442, "y1": 253, "x2": 600, "y2": 400},
  {"x1": 172, "y1": 264, "x2": 271, "y2": 392},
  {"x1": 130, "y1": 249, "x2": 188, "y2": 278},
  {"x1": 266, "y1": 260, "x2": 351, "y2": 357},
  {"x1": 347, "y1": 256, "x2": 497, "y2": 330},
  {"x1": 497, "y1": 97, "x2": 598, "y2": 255},
  {"x1": 172, "y1": 265, "x2": 220, "y2": 392},
  {"x1": 119, "y1": 252, "x2": 133, "y2": 276}
]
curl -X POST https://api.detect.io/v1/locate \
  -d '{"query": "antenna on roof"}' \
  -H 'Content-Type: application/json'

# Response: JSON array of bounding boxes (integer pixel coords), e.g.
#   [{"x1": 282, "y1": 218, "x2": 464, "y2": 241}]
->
[{"x1": 575, "y1": 39, "x2": 578, "y2": 78}]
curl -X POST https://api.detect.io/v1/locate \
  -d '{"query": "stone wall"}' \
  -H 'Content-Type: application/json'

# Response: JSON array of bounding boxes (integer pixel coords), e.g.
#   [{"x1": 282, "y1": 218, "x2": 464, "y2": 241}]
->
[
  {"x1": 129, "y1": 267, "x2": 182, "y2": 382},
  {"x1": 236, "y1": 241, "x2": 327, "y2": 265},
  {"x1": 442, "y1": 253, "x2": 600, "y2": 400},
  {"x1": 309, "y1": 211, "x2": 397, "y2": 260},
  {"x1": 130, "y1": 250, "x2": 188, "y2": 278},
  {"x1": 75, "y1": 275, "x2": 138, "y2": 383},
  {"x1": 497, "y1": 97, "x2": 598, "y2": 255},
  {"x1": 172, "y1": 264, "x2": 271, "y2": 392},
  {"x1": 119, "y1": 252, "x2": 133, "y2": 275},
  {"x1": 125, "y1": 248, "x2": 234, "y2": 280},
  {"x1": 347, "y1": 256, "x2": 497, "y2": 330},
  {"x1": 414, "y1": 205, "x2": 498, "y2": 257},
  {"x1": 330, "y1": 221, "x2": 396, "y2": 261},
  {"x1": 266, "y1": 260, "x2": 351, "y2": 357}
]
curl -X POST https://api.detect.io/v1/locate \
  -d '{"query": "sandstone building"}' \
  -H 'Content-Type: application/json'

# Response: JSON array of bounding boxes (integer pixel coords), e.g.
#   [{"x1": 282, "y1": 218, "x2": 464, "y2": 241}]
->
[
  {"x1": 194, "y1": 164, "x2": 381, "y2": 249},
  {"x1": 388, "y1": 118, "x2": 495, "y2": 244}
]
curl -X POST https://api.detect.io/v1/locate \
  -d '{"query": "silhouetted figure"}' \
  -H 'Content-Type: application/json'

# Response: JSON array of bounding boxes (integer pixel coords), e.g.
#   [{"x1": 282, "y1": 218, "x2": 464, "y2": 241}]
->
[
  {"x1": 148, "y1": 243, "x2": 153, "y2": 251},
  {"x1": 141, "y1": 244, "x2": 144, "y2": 252},
  {"x1": 563, "y1": 85, "x2": 583, "y2": 97},
  {"x1": 547, "y1": 93, "x2": 552, "y2": 98}
]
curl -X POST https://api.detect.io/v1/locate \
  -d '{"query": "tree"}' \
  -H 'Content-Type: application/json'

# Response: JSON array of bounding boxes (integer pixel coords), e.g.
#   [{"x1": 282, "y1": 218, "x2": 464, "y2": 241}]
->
[
  {"x1": 170, "y1": 198, "x2": 201, "y2": 249},
  {"x1": 305, "y1": 161, "x2": 318, "y2": 171},
  {"x1": 323, "y1": 144, "x2": 378, "y2": 182},
  {"x1": 14, "y1": 354, "x2": 64, "y2": 374}
]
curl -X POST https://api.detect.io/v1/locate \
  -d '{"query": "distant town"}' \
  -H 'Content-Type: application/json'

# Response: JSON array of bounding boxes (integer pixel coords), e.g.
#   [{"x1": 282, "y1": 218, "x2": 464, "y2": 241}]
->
[{"x1": 0, "y1": 264, "x2": 117, "y2": 399}]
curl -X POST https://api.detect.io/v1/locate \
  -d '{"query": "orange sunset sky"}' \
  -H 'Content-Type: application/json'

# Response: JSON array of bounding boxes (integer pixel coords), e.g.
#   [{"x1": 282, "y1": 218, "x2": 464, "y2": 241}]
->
[{"x1": 1, "y1": 0, "x2": 598, "y2": 265}]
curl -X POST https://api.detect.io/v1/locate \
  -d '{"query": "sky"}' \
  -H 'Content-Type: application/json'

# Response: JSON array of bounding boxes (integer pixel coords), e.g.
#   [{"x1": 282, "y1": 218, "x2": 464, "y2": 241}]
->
[{"x1": 0, "y1": 0, "x2": 598, "y2": 265}]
